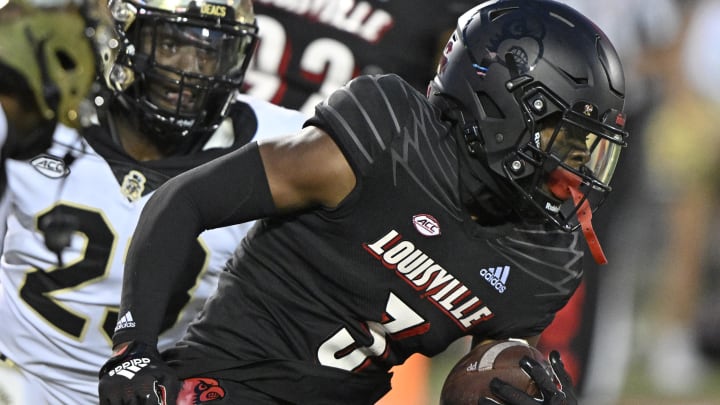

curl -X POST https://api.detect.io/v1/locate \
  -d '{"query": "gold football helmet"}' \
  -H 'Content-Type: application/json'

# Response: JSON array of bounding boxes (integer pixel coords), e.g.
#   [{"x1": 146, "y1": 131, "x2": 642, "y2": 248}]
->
[{"x1": 0, "y1": 0, "x2": 119, "y2": 128}]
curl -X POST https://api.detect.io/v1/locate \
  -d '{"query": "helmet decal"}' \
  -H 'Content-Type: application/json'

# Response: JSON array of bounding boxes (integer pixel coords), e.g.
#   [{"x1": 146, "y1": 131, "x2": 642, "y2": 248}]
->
[{"x1": 489, "y1": 17, "x2": 543, "y2": 75}]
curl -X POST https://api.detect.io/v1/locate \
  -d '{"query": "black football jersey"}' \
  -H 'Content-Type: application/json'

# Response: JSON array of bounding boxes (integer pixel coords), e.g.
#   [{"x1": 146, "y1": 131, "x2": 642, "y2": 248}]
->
[
  {"x1": 164, "y1": 75, "x2": 584, "y2": 404},
  {"x1": 245, "y1": 0, "x2": 481, "y2": 114}
]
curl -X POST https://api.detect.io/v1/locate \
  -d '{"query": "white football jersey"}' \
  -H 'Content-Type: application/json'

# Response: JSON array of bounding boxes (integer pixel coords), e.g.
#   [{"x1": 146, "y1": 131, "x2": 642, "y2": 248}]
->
[{"x1": 0, "y1": 94, "x2": 307, "y2": 404}]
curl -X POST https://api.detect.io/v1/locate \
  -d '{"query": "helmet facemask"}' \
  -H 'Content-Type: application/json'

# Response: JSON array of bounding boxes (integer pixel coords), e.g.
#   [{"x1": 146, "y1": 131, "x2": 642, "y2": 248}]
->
[
  {"x1": 510, "y1": 90, "x2": 627, "y2": 234},
  {"x1": 107, "y1": 0, "x2": 257, "y2": 152}
]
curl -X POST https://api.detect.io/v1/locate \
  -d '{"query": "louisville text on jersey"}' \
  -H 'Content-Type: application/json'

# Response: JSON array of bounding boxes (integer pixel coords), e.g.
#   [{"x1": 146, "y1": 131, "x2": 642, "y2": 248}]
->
[{"x1": 364, "y1": 230, "x2": 493, "y2": 331}]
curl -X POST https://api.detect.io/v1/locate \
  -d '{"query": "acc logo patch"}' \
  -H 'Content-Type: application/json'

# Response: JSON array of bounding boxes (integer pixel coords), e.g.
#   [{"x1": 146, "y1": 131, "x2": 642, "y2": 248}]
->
[
  {"x1": 121, "y1": 170, "x2": 146, "y2": 202},
  {"x1": 412, "y1": 214, "x2": 441, "y2": 237},
  {"x1": 30, "y1": 154, "x2": 70, "y2": 179}
]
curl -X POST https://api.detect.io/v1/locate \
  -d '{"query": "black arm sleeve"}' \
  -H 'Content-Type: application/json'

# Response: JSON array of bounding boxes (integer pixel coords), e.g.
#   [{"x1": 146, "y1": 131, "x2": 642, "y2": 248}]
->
[{"x1": 113, "y1": 141, "x2": 276, "y2": 346}]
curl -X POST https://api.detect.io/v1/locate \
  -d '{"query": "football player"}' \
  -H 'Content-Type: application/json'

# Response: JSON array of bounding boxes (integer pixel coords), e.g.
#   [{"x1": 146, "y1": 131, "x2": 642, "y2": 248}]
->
[
  {"x1": 0, "y1": 0, "x2": 306, "y2": 403},
  {"x1": 246, "y1": 3, "x2": 483, "y2": 401},
  {"x1": 98, "y1": 1, "x2": 628, "y2": 403}
]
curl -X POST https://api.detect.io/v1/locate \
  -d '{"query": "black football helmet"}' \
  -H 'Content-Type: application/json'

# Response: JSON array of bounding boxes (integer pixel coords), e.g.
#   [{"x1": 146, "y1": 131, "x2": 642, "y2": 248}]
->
[
  {"x1": 105, "y1": 0, "x2": 257, "y2": 149},
  {"x1": 429, "y1": 0, "x2": 628, "y2": 239}
]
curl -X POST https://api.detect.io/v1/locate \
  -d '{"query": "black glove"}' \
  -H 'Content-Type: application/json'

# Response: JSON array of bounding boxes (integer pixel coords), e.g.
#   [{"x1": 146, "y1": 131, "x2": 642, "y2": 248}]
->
[
  {"x1": 98, "y1": 341, "x2": 181, "y2": 405},
  {"x1": 478, "y1": 351, "x2": 578, "y2": 405}
]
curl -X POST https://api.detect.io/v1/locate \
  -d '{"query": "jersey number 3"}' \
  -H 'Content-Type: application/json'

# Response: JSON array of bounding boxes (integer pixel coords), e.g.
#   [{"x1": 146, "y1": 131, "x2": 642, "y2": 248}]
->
[{"x1": 317, "y1": 292, "x2": 429, "y2": 372}]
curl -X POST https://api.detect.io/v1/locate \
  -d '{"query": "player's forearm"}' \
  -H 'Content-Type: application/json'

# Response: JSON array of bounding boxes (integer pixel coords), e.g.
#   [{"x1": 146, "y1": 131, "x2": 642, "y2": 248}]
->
[
  {"x1": 113, "y1": 177, "x2": 209, "y2": 346},
  {"x1": 113, "y1": 142, "x2": 278, "y2": 345}
]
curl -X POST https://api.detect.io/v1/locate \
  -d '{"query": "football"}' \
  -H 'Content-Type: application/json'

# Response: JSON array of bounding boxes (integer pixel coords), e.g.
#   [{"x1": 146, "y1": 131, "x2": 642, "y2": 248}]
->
[{"x1": 439, "y1": 338, "x2": 550, "y2": 404}]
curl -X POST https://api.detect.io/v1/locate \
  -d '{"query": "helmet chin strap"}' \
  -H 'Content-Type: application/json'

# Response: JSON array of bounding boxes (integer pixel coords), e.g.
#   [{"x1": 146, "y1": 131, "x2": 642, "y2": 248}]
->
[{"x1": 547, "y1": 169, "x2": 607, "y2": 265}]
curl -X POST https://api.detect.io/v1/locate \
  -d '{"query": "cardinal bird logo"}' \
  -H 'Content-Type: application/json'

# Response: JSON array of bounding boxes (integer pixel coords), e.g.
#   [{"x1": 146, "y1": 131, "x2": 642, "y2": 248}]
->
[{"x1": 177, "y1": 378, "x2": 226, "y2": 404}]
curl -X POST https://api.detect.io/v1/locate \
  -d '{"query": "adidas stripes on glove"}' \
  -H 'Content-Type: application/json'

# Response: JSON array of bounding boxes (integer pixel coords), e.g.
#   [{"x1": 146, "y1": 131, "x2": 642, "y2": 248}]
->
[{"x1": 98, "y1": 341, "x2": 180, "y2": 405}]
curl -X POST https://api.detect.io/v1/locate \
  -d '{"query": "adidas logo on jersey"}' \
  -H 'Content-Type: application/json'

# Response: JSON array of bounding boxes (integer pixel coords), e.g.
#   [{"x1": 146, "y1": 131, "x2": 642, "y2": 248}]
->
[
  {"x1": 108, "y1": 357, "x2": 151, "y2": 379},
  {"x1": 479, "y1": 266, "x2": 510, "y2": 294},
  {"x1": 114, "y1": 312, "x2": 136, "y2": 332}
]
